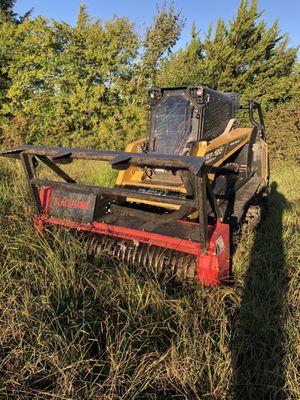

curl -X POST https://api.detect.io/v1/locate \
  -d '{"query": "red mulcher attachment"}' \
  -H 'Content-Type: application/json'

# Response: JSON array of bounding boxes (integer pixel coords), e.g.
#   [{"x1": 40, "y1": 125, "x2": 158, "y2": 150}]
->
[{"x1": 0, "y1": 145, "x2": 230, "y2": 286}]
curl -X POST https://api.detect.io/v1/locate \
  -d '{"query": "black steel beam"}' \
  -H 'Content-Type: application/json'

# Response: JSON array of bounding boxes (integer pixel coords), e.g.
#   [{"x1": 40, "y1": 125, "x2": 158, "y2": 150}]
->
[
  {"x1": 0, "y1": 145, "x2": 204, "y2": 173},
  {"x1": 194, "y1": 174, "x2": 209, "y2": 250},
  {"x1": 206, "y1": 179, "x2": 221, "y2": 219},
  {"x1": 37, "y1": 156, "x2": 76, "y2": 183},
  {"x1": 20, "y1": 154, "x2": 42, "y2": 214},
  {"x1": 110, "y1": 204, "x2": 193, "y2": 223},
  {"x1": 30, "y1": 178, "x2": 197, "y2": 207}
]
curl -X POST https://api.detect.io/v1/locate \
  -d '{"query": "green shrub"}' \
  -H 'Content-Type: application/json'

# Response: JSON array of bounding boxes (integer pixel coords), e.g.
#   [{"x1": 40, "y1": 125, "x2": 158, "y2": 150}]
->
[{"x1": 265, "y1": 100, "x2": 300, "y2": 162}]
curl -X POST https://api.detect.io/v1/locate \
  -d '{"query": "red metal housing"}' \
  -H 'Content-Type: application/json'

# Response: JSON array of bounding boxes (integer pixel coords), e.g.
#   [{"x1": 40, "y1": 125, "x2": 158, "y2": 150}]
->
[{"x1": 35, "y1": 187, "x2": 230, "y2": 287}]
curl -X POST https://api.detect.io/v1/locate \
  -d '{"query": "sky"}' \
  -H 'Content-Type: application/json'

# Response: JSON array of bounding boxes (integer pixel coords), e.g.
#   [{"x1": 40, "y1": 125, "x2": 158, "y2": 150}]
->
[{"x1": 14, "y1": 0, "x2": 300, "y2": 50}]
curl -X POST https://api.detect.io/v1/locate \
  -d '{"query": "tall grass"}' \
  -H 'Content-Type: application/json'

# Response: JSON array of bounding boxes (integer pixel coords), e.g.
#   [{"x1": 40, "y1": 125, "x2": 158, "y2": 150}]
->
[{"x1": 0, "y1": 158, "x2": 299, "y2": 399}]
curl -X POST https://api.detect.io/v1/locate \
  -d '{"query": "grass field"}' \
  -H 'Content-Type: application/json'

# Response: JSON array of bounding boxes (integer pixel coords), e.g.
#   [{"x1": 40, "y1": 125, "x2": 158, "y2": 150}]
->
[{"x1": 0, "y1": 158, "x2": 299, "y2": 399}]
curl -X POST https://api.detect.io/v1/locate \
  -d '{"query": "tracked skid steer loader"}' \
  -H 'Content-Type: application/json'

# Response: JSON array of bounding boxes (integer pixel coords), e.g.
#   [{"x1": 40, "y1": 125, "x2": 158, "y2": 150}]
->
[{"x1": 0, "y1": 86, "x2": 268, "y2": 286}]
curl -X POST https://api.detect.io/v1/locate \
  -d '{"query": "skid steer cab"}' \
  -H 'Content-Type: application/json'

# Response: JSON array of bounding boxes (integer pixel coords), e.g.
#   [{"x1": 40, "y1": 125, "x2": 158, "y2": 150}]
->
[{"x1": 0, "y1": 86, "x2": 268, "y2": 286}]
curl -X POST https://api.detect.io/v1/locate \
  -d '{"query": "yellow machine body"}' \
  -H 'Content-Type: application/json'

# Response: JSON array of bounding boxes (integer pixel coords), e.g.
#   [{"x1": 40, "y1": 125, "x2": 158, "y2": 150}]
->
[{"x1": 116, "y1": 126, "x2": 258, "y2": 211}]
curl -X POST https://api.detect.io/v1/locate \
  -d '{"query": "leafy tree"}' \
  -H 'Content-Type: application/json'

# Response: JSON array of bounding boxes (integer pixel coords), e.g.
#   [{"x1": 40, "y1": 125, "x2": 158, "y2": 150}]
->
[
  {"x1": 138, "y1": 2, "x2": 184, "y2": 86},
  {"x1": 0, "y1": 16, "x2": 60, "y2": 144},
  {"x1": 0, "y1": 0, "x2": 31, "y2": 120},
  {"x1": 130, "y1": 1, "x2": 185, "y2": 139},
  {"x1": 157, "y1": 0, "x2": 298, "y2": 107},
  {"x1": 0, "y1": 0, "x2": 31, "y2": 23},
  {"x1": 156, "y1": 21, "x2": 204, "y2": 87},
  {"x1": 0, "y1": 1, "x2": 16, "y2": 103},
  {"x1": 0, "y1": 0, "x2": 297, "y2": 156},
  {"x1": 0, "y1": 3, "x2": 184, "y2": 148},
  {"x1": 0, "y1": 0, "x2": 16, "y2": 22},
  {"x1": 0, "y1": 6, "x2": 140, "y2": 147},
  {"x1": 52, "y1": 5, "x2": 140, "y2": 148}
]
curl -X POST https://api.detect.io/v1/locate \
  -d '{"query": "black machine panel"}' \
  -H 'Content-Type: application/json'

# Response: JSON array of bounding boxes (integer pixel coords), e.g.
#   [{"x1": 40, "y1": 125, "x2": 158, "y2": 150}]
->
[
  {"x1": 49, "y1": 190, "x2": 97, "y2": 224},
  {"x1": 201, "y1": 89, "x2": 238, "y2": 141}
]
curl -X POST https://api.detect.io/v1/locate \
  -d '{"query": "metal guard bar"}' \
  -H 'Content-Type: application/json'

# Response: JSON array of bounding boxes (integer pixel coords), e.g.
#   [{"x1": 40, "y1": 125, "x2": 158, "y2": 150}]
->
[
  {"x1": 30, "y1": 178, "x2": 197, "y2": 207},
  {"x1": 0, "y1": 145, "x2": 204, "y2": 174},
  {"x1": 0, "y1": 145, "x2": 210, "y2": 248}
]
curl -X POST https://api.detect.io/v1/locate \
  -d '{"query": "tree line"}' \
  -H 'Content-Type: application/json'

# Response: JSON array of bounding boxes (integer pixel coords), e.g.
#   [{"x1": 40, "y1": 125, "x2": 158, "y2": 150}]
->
[{"x1": 0, "y1": 0, "x2": 298, "y2": 159}]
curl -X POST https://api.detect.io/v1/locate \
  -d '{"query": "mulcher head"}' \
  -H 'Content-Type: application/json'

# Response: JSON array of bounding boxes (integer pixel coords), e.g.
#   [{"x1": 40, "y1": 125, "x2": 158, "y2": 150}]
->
[{"x1": 0, "y1": 144, "x2": 230, "y2": 286}]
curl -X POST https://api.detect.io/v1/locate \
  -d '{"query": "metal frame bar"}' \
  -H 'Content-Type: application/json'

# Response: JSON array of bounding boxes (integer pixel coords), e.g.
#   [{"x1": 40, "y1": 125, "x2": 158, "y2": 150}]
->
[
  {"x1": 206, "y1": 178, "x2": 221, "y2": 220},
  {"x1": 30, "y1": 178, "x2": 197, "y2": 207},
  {"x1": 239, "y1": 99, "x2": 266, "y2": 140},
  {"x1": 0, "y1": 146, "x2": 203, "y2": 171},
  {"x1": 0, "y1": 145, "x2": 221, "y2": 249},
  {"x1": 20, "y1": 153, "x2": 42, "y2": 213},
  {"x1": 194, "y1": 173, "x2": 209, "y2": 249},
  {"x1": 37, "y1": 155, "x2": 76, "y2": 183},
  {"x1": 248, "y1": 99, "x2": 265, "y2": 129}
]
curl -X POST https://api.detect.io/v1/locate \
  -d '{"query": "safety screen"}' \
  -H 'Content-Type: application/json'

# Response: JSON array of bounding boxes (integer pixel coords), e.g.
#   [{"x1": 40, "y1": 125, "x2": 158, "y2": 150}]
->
[
  {"x1": 202, "y1": 94, "x2": 234, "y2": 140},
  {"x1": 152, "y1": 95, "x2": 192, "y2": 155}
]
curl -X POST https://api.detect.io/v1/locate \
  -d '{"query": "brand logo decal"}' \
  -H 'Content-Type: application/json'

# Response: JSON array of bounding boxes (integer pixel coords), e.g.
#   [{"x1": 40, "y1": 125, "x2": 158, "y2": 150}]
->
[
  {"x1": 205, "y1": 145, "x2": 225, "y2": 164},
  {"x1": 49, "y1": 190, "x2": 97, "y2": 224},
  {"x1": 53, "y1": 196, "x2": 89, "y2": 211}
]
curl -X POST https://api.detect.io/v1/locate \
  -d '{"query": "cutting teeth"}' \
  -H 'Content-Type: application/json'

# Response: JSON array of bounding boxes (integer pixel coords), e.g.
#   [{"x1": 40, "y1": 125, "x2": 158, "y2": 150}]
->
[{"x1": 87, "y1": 236, "x2": 196, "y2": 282}]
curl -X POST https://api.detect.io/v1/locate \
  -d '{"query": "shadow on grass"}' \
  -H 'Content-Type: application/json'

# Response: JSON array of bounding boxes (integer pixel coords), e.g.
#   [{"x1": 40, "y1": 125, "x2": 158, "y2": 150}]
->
[{"x1": 232, "y1": 182, "x2": 289, "y2": 399}]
